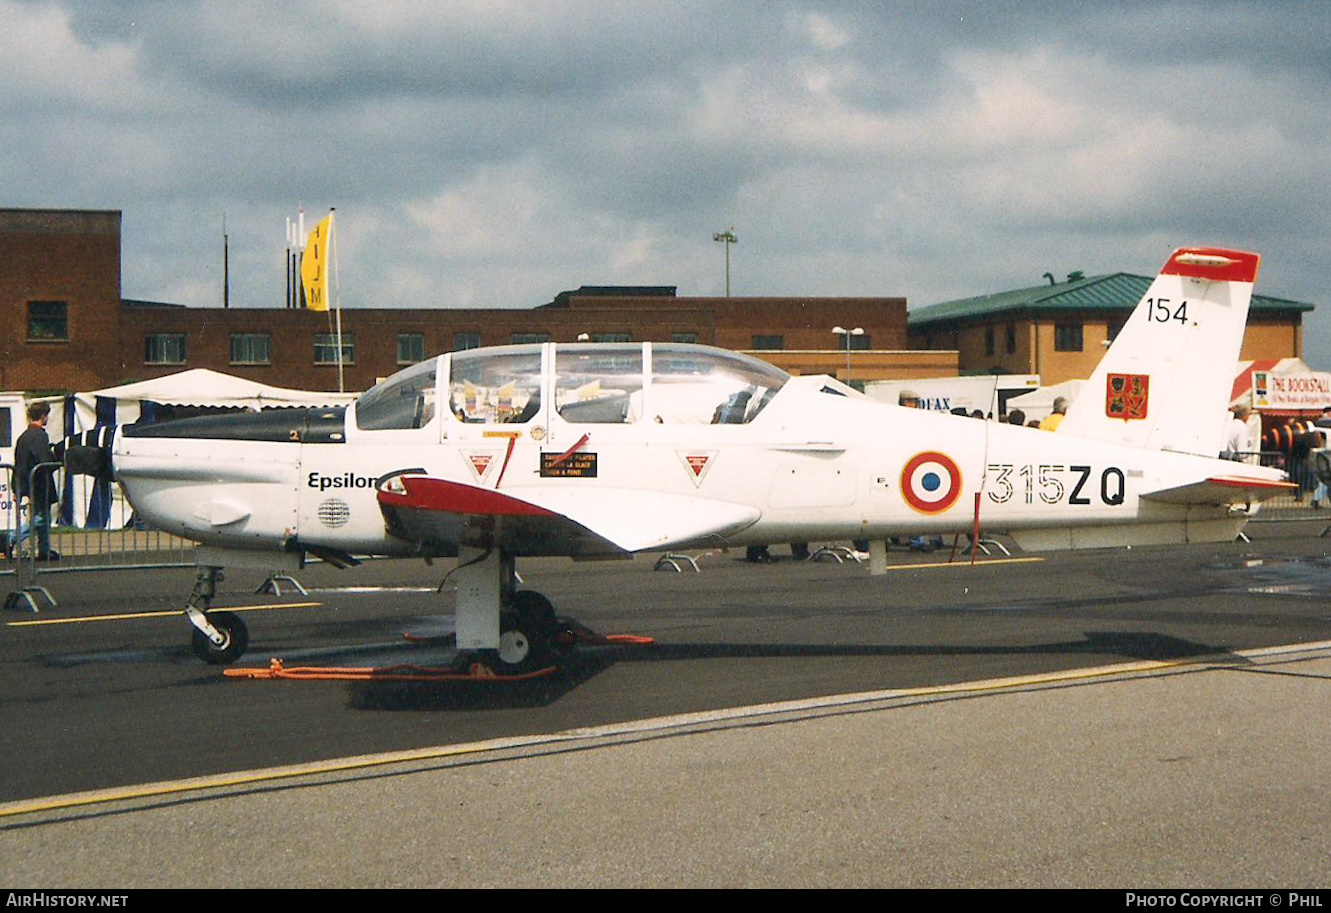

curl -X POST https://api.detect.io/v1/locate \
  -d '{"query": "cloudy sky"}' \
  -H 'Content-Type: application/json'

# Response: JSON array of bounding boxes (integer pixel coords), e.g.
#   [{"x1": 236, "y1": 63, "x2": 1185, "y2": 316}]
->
[{"x1": 5, "y1": 1, "x2": 1330, "y2": 364}]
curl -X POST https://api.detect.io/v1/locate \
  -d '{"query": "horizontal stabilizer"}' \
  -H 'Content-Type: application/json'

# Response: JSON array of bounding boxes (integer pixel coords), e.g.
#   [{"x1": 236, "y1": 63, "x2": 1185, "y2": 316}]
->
[{"x1": 1140, "y1": 475, "x2": 1296, "y2": 506}]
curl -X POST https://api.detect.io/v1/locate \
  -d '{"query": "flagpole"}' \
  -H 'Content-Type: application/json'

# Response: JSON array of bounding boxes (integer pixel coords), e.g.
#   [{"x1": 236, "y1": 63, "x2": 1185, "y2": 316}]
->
[
  {"x1": 222, "y1": 213, "x2": 230, "y2": 309},
  {"x1": 298, "y1": 207, "x2": 306, "y2": 309},
  {"x1": 330, "y1": 208, "x2": 343, "y2": 393}
]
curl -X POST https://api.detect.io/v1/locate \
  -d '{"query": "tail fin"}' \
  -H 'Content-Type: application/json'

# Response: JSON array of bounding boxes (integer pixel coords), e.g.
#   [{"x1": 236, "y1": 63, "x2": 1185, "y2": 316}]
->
[{"x1": 1058, "y1": 247, "x2": 1260, "y2": 455}]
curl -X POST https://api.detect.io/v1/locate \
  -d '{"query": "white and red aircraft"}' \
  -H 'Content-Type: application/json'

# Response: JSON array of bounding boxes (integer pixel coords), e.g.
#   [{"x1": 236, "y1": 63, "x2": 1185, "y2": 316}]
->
[{"x1": 110, "y1": 247, "x2": 1292, "y2": 672}]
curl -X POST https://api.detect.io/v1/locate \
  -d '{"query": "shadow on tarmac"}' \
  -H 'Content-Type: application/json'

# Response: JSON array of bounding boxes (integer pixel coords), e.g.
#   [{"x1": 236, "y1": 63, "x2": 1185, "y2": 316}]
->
[{"x1": 347, "y1": 629, "x2": 1243, "y2": 712}]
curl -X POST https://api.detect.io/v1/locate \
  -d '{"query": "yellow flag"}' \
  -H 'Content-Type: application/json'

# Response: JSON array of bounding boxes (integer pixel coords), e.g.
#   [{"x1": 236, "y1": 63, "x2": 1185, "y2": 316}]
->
[{"x1": 301, "y1": 214, "x2": 332, "y2": 312}]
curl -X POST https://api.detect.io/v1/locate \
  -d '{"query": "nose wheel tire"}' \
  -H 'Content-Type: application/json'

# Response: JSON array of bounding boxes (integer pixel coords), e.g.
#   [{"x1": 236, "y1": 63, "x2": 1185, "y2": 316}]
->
[{"x1": 191, "y1": 611, "x2": 249, "y2": 665}]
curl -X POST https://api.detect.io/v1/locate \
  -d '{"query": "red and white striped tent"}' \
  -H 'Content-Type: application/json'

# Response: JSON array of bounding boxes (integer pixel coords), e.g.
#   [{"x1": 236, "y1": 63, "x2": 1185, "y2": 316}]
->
[{"x1": 1231, "y1": 358, "x2": 1330, "y2": 417}]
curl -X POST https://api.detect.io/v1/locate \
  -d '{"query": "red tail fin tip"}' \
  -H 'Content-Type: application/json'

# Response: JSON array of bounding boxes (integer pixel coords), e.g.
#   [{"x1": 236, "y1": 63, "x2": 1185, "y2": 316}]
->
[{"x1": 1162, "y1": 247, "x2": 1260, "y2": 283}]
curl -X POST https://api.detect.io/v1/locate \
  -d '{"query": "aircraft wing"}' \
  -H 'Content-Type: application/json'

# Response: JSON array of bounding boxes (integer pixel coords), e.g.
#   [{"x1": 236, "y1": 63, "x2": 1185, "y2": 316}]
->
[
  {"x1": 377, "y1": 475, "x2": 761, "y2": 557},
  {"x1": 1139, "y1": 475, "x2": 1297, "y2": 506}
]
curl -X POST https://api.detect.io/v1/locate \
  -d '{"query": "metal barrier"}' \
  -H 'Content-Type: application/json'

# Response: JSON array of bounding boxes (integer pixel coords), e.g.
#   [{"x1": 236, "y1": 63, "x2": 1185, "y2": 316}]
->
[
  {"x1": 3, "y1": 460, "x2": 197, "y2": 611},
  {"x1": 1231, "y1": 450, "x2": 1330, "y2": 531},
  {"x1": 2, "y1": 462, "x2": 56, "y2": 611}
]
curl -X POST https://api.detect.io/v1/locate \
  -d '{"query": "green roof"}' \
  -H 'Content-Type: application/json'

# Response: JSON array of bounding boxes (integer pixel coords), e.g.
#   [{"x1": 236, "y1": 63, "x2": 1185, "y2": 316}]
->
[{"x1": 908, "y1": 272, "x2": 1313, "y2": 328}]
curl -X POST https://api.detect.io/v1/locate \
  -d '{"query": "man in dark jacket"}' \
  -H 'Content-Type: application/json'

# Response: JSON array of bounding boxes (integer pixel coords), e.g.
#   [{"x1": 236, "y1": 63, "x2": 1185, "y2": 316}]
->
[{"x1": 14, "y1": 402, "x2": 59, "y2": 560}]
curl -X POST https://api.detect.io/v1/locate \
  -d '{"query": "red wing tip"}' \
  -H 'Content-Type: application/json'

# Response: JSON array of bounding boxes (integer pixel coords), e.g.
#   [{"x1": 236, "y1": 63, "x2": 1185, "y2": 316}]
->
[
  {"x1": 1162, "y1": 247, "x2": 1260, "y2": 283},
  {"x1": 1206, "y1": 476, "x2": 1296, "y2": 491}
]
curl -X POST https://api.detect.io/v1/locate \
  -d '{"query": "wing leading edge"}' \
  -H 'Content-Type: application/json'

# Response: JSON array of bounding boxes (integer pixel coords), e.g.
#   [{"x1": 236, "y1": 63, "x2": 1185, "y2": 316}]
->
[{"x1": 378, "y1": 476, "x2": 761, "y2": 556}]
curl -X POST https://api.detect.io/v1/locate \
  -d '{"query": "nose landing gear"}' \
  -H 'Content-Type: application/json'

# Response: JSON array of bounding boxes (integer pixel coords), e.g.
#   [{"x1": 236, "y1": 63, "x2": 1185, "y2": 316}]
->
[{"x1": 184, "y1": 566, "x2": 251, "y2": 665}]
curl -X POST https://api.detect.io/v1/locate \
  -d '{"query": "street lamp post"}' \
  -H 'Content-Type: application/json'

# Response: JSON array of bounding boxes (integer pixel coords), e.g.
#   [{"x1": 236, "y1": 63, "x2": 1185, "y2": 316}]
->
[
  {"x1": 713, "y1": 228, "x2": 738, "y2": 296},
  {"x1": 832, "y1": 326, "x2": 864, "y2": 380}
]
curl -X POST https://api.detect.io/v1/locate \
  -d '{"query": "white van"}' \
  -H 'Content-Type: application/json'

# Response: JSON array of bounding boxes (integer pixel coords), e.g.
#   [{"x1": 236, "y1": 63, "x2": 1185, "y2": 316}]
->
[
  {"x1": 0, "y1": 392, "x2": 29, "y2": 540},
  {"x1": 864, "y1": 375, "x2": 1040, "y2": 419}
]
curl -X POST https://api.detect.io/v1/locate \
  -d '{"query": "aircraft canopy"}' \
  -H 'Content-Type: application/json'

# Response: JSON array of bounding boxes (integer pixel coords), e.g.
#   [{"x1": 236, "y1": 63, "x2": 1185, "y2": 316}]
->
[{"x1": 354, "y1": 343, "x2": 791, "y2": 431}]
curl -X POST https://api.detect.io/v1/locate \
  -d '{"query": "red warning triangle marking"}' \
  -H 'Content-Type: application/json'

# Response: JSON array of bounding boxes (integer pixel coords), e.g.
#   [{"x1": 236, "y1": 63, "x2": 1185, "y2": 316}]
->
[
  {"x1": 466, "y1": 453, "x2": 494, "y2": 481},
  {"x1": 678, "y1": 451, "x2": 717, "y2": 487}
]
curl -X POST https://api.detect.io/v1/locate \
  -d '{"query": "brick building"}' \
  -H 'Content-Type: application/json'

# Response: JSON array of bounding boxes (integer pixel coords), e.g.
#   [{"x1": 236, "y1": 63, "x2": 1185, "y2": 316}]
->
[
  {"x1": 2, "y1": 208, "x2": 954, "y2": 394},
  {"x1": 6, "y1": 208, "x2": 1312, "y2": 397},
  {"x1": 908, "y1": 272, "x2": 1312, "y2": 386},
  {"x1": 1, "y1": 209, "x2": 123, "y2": 392}
]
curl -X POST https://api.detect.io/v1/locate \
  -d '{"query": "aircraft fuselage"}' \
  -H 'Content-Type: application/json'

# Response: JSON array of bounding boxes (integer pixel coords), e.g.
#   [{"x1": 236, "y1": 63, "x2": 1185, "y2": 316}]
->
[{"x1": 114, "y1": 349, "x2": 1278, "y2": 560}]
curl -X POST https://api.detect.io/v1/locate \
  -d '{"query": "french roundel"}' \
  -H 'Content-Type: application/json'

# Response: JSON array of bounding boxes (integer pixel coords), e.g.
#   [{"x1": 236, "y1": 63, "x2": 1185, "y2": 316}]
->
[{"x1": 900, "y1": 451, "x2": 963, "y2": 514}]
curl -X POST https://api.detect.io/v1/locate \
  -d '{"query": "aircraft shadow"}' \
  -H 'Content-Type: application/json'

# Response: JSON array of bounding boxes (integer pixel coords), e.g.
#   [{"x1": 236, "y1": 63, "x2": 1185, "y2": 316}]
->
[
  {"x1": 347, "y1": 658, "x2": 610, "y2": 711},
  {"x1": 347, "y1": 629, "x2": 1240, "y2": 712},
  {"x1": 609, "y1": 630, "x2": 1240, "y2": 663}
]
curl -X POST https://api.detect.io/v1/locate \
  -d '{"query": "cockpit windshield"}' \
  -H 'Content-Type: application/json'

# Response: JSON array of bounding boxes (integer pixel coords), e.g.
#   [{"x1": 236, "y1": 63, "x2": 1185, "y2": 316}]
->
[
  {"x1": 449, "y1": 346, "x2": 543, "y2": 424},
  {"x1": 555, "y1": 345, "x2": 644, "y2": 423},
  {"x1": 354, "y1": 358, "x2": 438, "y2": 430},
  {"x1": 649, "y1": 345, "x2": 788, "y2": 424}
]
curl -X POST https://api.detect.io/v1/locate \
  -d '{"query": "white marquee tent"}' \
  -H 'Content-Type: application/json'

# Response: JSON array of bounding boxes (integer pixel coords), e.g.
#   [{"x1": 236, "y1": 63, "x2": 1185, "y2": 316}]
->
[
  {"x1": 62, "y1": 368, "x2": 356, "y2": 430},
  {"x1": 48, "y1": 370, "x2": 356, "y2": 528}
]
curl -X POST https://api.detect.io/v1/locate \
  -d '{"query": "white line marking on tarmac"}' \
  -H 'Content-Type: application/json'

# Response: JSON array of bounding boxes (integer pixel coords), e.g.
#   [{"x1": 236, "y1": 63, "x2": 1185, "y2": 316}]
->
[
  {"x1": 885, "y1": 556, "x2": 1044, "y2": 571},
  {"x1": 4, "y1": 602, "x2": 322, "y2": 627}
]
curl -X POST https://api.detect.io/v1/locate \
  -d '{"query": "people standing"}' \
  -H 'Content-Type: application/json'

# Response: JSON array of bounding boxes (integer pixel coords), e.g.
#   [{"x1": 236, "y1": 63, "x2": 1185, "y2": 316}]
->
[
  {"x1": 1039, "y1": 397, "x2": 1068, "y2": 431},
  {"x1": 14, "y1": 402, "x2": 60, "y2": 560},
  {"x1": 1223, "y1": 404, "x2": 1255, "y2": 460}
]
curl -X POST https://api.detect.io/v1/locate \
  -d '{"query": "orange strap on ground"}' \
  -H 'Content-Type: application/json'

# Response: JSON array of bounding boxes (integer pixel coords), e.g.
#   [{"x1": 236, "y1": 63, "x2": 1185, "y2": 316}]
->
[
  {"x1": 224, "y1": 657, "x2": 560, "y2": 683},
  {"x1": 223, "y1": 621, "x2": 654, "y2": 682}
]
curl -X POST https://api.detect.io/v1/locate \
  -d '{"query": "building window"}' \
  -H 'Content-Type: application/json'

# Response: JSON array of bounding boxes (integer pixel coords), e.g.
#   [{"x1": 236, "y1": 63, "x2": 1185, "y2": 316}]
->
[
  {"x1": 1006, "y1": 323, "x2": 1016, "y2": 354},
  {"x1": 589, "y1": 332, "x2": 631, "y2": 343},
  {"x1": 510, "y1": 332, "x2": 551, "y2": 344},
  {"x1": 230, "y1": 333, "x2": 271, "y2": 365},
  {"x1": 751, "y1": 334, "x2": 784, "y2": 350},
  {"x1": 145, "y1": 334, "x2": 187, "y2": 365},
  {"x1": 837, "y1": 330, "x2": 871, "y2": 351},
  {"x1": 1054, "y1": 323, "x2": 1083, "y2": 352},
  {"x1": 984, "y1": 326, "x2": 995, "y2": 357},
  {"x1": 670, "y1": 332, "x2": 699, "y2": 344},
  {"x1": 314, "y1": 333, "x2": 355, "y2": 365},
  {"x1": 398, "y1": 333, "x2": 426, "y2": 364},
  {"x1": 27, "y1": 301, "x2": 68, "y2": 342},
  {"x1": 0, "y1": 407, "x2": 11, "y2": 448},
  {"x1": 453, "y1": 332, "x2": 482, "y2": 351},
  {"x1": 1107, "y1": 318, "x2": 1125, "y2": 342}
]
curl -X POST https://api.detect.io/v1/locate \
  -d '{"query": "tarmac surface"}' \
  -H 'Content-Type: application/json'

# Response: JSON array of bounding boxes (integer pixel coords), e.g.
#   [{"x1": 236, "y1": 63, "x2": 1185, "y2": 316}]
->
[{"x1": 2, "y1": 522, "x2": 1330, "y2": 887}]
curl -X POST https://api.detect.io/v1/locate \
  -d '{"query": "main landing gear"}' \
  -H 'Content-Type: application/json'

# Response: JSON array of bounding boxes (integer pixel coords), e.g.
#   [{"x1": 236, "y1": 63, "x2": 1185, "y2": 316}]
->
[
  {"x1": 183, "y1": 548, "x2": 647, "y2": 678},
  {"x1": 184, "y1": 565, "x2": 250, "y2": 665},
  {"x1": 179, "y1": 554, "x2": 558, "y2": 674},
  {"x1": 489, "y1": 589, "x2": 560, "y2": 675},
  {"x1": 453, "y1": 547, "x2": 562, "y2": 676}
]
